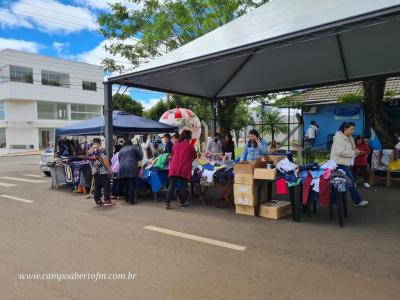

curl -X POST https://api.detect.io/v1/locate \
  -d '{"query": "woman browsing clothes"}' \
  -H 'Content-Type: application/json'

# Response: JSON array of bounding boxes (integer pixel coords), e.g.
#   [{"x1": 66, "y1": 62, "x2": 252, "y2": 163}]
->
[
  {"x1": 330, "y1": 122, "x2": 368, "y2": 207},
  {"x1": 88, "y1": 138, "x2": 114, "y2": 207},
  {"x1": 118, "y1": 140, "x2": 143, "y2": 205},
  {"x1": 165, "y1": 130, "x2": 197, "y2": 209}
]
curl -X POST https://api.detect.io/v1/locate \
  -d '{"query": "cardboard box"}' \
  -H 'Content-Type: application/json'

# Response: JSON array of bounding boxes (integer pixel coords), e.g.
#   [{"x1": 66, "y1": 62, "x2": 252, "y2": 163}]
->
[
  {"x1": 252, "y1": 155, "x2": 286, "y2": 180},
  {"x1": 234, "y1": 161, "x2": 255, "y2": 184},
  {"x1": 234, "y1": 173, "x2": 254, "y2": 185},
  {"x1": 234, "y1": 184, "x2": 268, "y2": 206},
  {"x1": 234, "y1": 161, "x2": 255, "y2": 174},
  {"x1": 253, "y1": 168, "x2": 277, "y2": 180},
  {"x1": 235, "y1": 204, "x2": 255, "y2": 216},
  {"x1": 260, "y1": 200, "x2": 292, "y2": 219}
]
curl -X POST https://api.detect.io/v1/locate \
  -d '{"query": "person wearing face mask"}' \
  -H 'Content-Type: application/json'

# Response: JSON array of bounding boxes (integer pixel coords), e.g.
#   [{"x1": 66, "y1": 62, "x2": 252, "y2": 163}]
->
[
  {"x1": 206, "y1": 133, "x2": 223, "y2": 154},
  {"x1": 241, "y1": 129, "x2": 268, "y2": 161},
  {"x1": 330, "y1": 122, "x2": 368, "y2": 207}
]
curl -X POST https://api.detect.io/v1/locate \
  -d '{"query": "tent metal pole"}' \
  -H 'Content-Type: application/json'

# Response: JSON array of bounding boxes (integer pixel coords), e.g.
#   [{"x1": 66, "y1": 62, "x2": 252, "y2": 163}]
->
[
  {"x1": 104, "y1": 82, "x2": 113, "y2": 157},
  {"x1": 297, "y1": 112, "x2": 304, "y2": 164},
  {"x1": 336, "y1": 34, "x2": 349, "y2": 81},
  {"x1": 211, "y1": 99, "x2": 217, "y2": 137}
]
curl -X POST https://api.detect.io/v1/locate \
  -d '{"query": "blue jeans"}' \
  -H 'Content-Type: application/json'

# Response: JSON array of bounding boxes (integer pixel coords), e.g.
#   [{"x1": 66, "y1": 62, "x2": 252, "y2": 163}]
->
[
  {"x1": 309, "y1": 138, "x2": 315, "y2": 147},
  {"x1": 337, "y1": 165, "x2": 362, "y2": 205}
]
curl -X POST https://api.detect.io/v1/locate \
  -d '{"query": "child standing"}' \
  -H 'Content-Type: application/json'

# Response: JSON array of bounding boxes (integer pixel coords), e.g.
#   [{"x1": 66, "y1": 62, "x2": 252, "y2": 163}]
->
[{"x1": 352, "y1": 136, "x2": 371, "y2": 188}]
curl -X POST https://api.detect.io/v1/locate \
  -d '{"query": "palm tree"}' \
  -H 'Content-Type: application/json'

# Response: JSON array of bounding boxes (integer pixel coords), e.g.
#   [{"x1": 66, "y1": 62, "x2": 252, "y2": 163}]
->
[{"x1": 259, "y1": 110, "x2": 288, "y2": 141}]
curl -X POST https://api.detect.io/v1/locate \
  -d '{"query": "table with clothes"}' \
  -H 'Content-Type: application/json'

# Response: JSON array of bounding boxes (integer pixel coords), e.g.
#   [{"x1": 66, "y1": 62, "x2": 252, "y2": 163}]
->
[
  {"x1": 191, "y1": 160, "x2": 235, "y2": 207},
  {"x1": 137, "y1": 153, "x2": 171, "y2": 201},
  {"x1": 48, "y1": 158, "x2": 92, "y2": 192},
  {"x1": 255, "y1": 158, "x2": 353, "y2": 225},
  {"x1": 137, "y1": 153, "x2": 235, "y2": 206}
]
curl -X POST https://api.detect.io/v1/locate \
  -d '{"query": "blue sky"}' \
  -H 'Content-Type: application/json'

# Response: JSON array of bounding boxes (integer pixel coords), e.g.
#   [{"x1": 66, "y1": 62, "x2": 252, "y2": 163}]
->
[{"x1": 0, "y1": 0, "x2": 164, "y2": 109}]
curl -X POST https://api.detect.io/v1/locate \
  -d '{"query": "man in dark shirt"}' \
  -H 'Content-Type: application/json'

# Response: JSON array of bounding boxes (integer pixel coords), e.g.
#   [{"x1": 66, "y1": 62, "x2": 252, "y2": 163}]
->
[{"x1": 163, "y1": 133, "x2": 173, "y2": 154}]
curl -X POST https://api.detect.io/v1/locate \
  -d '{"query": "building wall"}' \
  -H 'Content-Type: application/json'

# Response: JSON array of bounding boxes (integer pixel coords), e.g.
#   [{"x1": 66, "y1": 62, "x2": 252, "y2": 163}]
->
[
  {"x1": 303, "y1": 103, "x2": 365, "y2": 149},
  {"x1": 0, "y1": 49, "x2": 103, "y2": 154},
  {"x1": 0, "y1": 49, "x2": 103, "y2": 105}
]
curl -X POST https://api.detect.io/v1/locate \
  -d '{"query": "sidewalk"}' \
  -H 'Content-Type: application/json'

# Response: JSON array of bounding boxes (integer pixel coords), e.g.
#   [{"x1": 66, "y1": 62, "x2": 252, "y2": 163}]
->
[{"x1": 0, "y1": 150, "x2": 42, "y2": 157}]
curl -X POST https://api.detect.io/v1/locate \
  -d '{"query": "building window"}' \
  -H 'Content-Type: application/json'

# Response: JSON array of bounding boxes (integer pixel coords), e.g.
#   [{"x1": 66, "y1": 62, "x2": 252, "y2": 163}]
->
[
  {"x1": 41, "y1": 70, "x2": 70, "y2": 88},
  {"x1": 37, "y1": 102, "x2": 68, "y2": 120},
  {"x1": 9, "y1": 65, "x2": 33, "y2": 84},
  {"x1": 0, "y1": 128, "x2": 6, "y2": 148},
  {"x1": 82, "y1": 81, "x2": 97, "y2": 91},
  {"x1": 71, "y1": 104, "x2": 102, "y2": 120},
  {"x1": 0, "y1": 102, "x2": 5, "y2": 120}
]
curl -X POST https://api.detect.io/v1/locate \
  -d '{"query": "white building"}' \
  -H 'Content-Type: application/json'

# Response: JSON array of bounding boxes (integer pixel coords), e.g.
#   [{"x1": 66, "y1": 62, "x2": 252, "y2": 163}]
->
[{"x1": 0, "y1": 49, "x2": 104, "y2": 155}]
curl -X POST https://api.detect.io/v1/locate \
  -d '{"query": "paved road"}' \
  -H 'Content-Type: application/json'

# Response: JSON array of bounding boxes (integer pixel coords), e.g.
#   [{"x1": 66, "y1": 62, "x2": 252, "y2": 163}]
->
[{"x1": 0, "y1": 155, "x2": 400, "y2": 300}]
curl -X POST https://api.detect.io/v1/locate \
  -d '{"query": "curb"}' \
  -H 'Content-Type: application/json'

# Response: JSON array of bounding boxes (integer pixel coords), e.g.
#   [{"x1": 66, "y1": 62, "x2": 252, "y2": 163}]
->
[{"x1": 0, "y1": 151, "x2": 42, "y2": 157}]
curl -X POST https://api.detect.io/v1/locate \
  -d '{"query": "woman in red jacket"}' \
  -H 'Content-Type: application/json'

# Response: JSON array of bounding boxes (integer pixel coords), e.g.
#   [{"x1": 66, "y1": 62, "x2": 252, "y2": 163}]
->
[
  {"x1": 165, "y1": 130, "x2": 197, "y2": 209},
  {"x1": 352, "y1": 136, "x2": 371, "y2": 188}
]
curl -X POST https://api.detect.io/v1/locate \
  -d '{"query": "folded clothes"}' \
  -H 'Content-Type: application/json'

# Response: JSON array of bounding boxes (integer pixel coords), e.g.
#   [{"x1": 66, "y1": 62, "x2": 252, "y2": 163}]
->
[
  {"x1": 299, "y1": 162, "x2": 320, "y2": 171},
  {"x1": 321, "y1": 160, "x2": 337, "y2": 170},
  {"x1": 202, "y1": 164, "x2": 215, "y2": 171},
  {"x1": 277, "y1": 158, "x2": 297, "y2": 173}
]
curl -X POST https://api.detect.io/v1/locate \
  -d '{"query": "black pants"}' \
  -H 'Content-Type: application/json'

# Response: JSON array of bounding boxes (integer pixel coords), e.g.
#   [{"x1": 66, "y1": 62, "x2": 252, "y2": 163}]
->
[
  {"x1": 111, "y1": 174, "x2": 123, "y2": 197},
  {"x1": 94, "y1": 174, "x2": 111, "y2": 203},
  {"x1": 122, "y1": 177, "x2": 137, "y2": 203},
  {"x1": 352, "y1": 165, "x2": 369, "y2": 183},
  {"x1": 166, "y1": 176, "x2": 188, "y2": 205}
]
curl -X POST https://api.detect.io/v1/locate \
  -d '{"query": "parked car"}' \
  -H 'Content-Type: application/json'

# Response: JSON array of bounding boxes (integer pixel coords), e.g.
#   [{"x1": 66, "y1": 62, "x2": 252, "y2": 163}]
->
[{"x1": 40, "y1": 147, "x2": 54, "y2": 177}]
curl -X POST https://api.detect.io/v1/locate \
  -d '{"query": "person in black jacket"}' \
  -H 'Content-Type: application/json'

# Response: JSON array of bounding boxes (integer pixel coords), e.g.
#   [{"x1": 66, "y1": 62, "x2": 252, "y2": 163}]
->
[
  {"x1": 118, "y1": 140, "x2": 143, "y2": 204},
  {"x1": 222, "y1": 134, "x2": 235, "y2": 160},
  {"x1": 163, "y1": 133, "x2": 173, "y2": 154}
]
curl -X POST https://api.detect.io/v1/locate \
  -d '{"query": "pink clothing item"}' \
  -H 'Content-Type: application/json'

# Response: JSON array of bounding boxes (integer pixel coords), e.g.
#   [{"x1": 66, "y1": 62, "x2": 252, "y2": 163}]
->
[
  {"x1": 276, "y1": 179, "x2": 288, "y2": 195},
  {"x1": 111, "y1": 153, "x2": 120, "y2": 173},
  {"x1": 302, "y1": 171, "x2": 313, "y2": 205},
  {"x1": 319, "y1": 177, "x2": 330, "y2": 206},
  {"x1": 322, "y1": 169, "x2": 332, "y2": 180}
]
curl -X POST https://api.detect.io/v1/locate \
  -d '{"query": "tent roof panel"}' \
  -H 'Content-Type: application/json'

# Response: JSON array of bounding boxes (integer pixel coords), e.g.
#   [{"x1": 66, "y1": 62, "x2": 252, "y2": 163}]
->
[
  {"x1": 108, "y1": 0, "x2": 400, "y2": 99},
  {"x1": 109, "y1": 0, "x2": 400, "y2": 77},
  {"x1": 56, "y1": 111, "x2": 177, "y2": 137}
]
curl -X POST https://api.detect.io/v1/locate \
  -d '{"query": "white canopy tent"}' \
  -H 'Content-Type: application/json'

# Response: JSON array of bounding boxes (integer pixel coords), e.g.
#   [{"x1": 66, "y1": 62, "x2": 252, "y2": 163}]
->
[{"x1": 104, "y1": 0, "x2": 400, "y2": 154}]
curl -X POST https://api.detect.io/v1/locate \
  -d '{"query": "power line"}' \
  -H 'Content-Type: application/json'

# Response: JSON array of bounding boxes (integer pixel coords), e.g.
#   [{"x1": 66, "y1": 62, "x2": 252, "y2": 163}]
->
[{"x1": 14, "y1": 2, "x2": 99, "y2": 23}]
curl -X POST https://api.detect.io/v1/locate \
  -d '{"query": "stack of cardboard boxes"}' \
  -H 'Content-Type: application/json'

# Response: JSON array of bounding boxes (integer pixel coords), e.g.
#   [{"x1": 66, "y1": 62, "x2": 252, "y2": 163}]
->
[{"x1": 234, "y1": 156, "x2": 292, "y2": 220}]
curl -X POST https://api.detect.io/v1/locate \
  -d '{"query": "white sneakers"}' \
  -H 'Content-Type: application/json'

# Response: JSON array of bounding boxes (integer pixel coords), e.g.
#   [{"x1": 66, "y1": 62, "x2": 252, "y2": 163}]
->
[
  {"x1": 363, "y1": 183, "x2": 371, "y2": 188},
  {"x1": 354, "y1": 200, "x2": 369, "y2": 207}
]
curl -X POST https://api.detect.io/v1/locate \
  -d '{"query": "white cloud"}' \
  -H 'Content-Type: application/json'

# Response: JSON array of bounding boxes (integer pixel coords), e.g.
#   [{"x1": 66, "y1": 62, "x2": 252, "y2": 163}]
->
[
  {"x1": 0, "y1": 8, "x2": 33, "y2": 29},
  {"x1": 143, "y1": 98, "x2": 162, "y2": 110},
  {"x1": 0, "y1": 0, "x2": 98, "y2": 34},
  {"x1": 0, "y1": 38, "x2": 42, "y2": 53},
  {"x1": 74, "y1": 0, "x2": 119, "y2": 10},
  {"x1": 73, "y1": 39, "x2": 136, "y2": 71},
  {"x1": 52, "y1": 41, "x2": 70, "y2": 54},
  {"x1": 74, "y1": 0, "x2": 141, "y2": 11}
]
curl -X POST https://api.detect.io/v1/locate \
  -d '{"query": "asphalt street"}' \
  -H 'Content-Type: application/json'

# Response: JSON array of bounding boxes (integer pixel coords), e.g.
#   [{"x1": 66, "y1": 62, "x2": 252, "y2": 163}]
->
[{"x1": 0, "y1": 155, "x2": 400, "y2": 300}]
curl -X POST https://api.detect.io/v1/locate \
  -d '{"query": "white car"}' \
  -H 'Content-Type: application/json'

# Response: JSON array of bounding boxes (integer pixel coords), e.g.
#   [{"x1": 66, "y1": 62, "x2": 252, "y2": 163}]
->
[{"x1": 40, "y1": 147, "x2": 54, "y2": 177}]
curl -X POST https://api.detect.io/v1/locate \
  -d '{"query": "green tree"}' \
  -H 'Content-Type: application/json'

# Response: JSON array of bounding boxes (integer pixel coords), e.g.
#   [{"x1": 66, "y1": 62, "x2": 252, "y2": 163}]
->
[
  {"x1": 335, "y1": 80, "x2": 400, "y2": 148},
  {"x1": 259, "y1": 110, "x2": 288, "y2": 141},
  {"x1": 100, "y1": 0, "x2": 268, "y2": 139},
  {"x1": 231, "y1": 103, "x2": 251, "y2": 147},
  {"x1": 143, "y1": 99, "x2": 169, "y2": 120},
  {"x1": 99, "y1": 0, "x2": 269, "y2": 72},
  {"x1": 362, "y1": 79, "x2": 399, "y2": 148},
  {"x1": 113, "y1": 93, "x2": 144, "y2": 116}
]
